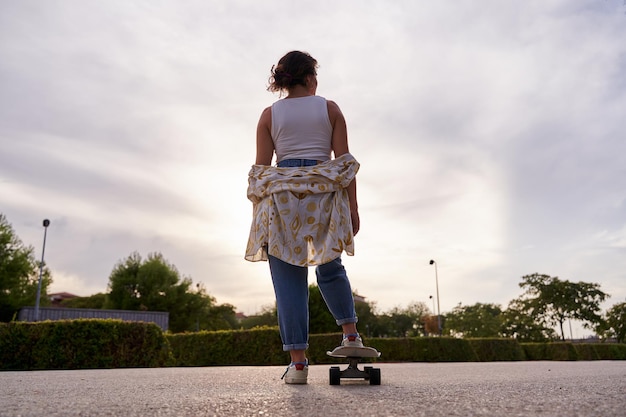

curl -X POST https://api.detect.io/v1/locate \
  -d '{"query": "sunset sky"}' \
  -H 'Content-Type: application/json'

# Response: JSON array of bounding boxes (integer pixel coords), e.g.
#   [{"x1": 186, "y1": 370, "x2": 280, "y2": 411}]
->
[{"x1": 2, "y1": 1, "x2": 625, "y2": 337}]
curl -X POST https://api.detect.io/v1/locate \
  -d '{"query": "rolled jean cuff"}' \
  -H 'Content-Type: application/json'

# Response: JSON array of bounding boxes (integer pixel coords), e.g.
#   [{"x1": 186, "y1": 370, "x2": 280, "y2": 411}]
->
[
  {"x1": 336, "y1": 317, "x2": 358, "y2": 326},
  {"x1": 283, "y1": 343, "x2": 309, "y2": 352}
]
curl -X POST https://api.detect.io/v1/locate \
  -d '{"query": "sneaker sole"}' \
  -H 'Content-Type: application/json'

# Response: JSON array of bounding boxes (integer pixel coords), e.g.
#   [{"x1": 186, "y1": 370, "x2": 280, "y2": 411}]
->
[
  {"x1": 285, "y1": 378, "x2": 308, "y2": 384},
  {"x1": 327, "y1": 346, "x2": 381, "y2": 358}
]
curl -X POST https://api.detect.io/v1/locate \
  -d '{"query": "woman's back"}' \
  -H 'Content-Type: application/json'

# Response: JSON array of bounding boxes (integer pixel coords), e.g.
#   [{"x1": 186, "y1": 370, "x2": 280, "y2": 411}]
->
[{"x1": 271, "y1": 95, "x2": 332, "y2": 163}]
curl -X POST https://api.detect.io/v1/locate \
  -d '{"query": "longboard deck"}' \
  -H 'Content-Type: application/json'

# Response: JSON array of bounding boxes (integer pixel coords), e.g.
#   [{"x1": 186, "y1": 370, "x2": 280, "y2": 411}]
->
[{"x1": 326, "y1": 345, "x2": 381, "y2": 358}]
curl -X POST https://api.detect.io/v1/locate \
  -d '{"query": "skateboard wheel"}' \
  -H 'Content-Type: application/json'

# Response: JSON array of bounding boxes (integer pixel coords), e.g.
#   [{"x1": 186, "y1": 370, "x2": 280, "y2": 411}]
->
[
  {"x1": 364, "y1": 366, "x2": 373, "y2": 374},
  {"x1": 330, "y1": 366, "x2": 341, "y2": 385},
  {"x1": 369, "y1": 368, "x2": 381, "y2": 385}
]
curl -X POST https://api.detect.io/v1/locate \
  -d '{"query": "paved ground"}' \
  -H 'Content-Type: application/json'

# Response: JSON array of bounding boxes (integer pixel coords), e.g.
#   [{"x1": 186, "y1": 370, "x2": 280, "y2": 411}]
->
[{"x1": 1, "y1": 361, "x2": 625, "y2": 416}]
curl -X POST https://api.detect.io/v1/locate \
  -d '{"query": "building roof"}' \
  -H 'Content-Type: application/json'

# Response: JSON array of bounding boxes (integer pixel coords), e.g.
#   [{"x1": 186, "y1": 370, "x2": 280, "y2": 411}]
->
[{"x1": 48, "y1": 292, "x2": 79, "y2": 300}]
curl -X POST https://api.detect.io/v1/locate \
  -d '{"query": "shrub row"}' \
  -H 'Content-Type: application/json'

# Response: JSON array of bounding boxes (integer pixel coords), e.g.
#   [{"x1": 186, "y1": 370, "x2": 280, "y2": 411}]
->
[
  {"x1": 0, "y1": 320, "x2": 171, "y2": 370},
  {"x1": 168, "y1": 331, "x2": 625, "y2": 366},
  {"x1": 2, "y1": 321, "x2": 625, "y2": 370},
  {"x1": 521, "y1": 342, "x2": 626, "y2": 361},
  {"x1": 167, "y1": 327, "x2": 287, "y2": 366},
  {"x1": 343, "y1": 336, "x2": 481, "y2": 363},
  {"x1": 167, "y1": 331, "x2": 486, "y2": 366}
]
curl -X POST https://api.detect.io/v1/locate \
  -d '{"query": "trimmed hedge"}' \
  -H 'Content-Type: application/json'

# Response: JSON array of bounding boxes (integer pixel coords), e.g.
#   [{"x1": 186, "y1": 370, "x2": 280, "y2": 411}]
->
[
  {"x1": 167, "y1": 332, "x2": 481, "y2": 366},
  {"x1": 467, "y1": 338, "x2": 526, "y2": 361},
  {"x1": 592, "y1": 343, "x2": 626, "y2": 360},
  {"x1": 2, "y1": 321, "x2": 625, "y2": 370},
  {"x1": 166, "y1": 332, "x2": 528, "y2": 366},
  {"x1": 167, "y1": 327, "x2": 287, "y2": 366},
  {"x1": 364, "y1": 336, "x2": 479, "y2": 362},
  {"x1": 0, "y1": 319, "x2": 171, "y2": 370},
  {"x1": 521, "y1": 341, "x2": 626, "y2": 361},
  {"x1": 523, "y1": 342, "x2": 579, "y2": 361}
]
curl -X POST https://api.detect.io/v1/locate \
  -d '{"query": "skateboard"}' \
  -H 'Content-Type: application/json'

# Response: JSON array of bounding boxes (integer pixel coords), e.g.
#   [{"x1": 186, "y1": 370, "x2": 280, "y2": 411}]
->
[{"x1": 326, "y1": 345, "x2": 381, "y2": 385}]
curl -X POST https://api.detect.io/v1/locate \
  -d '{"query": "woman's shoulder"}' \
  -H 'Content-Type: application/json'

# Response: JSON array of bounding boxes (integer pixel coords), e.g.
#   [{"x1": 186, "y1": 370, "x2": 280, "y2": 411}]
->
[
  {"x1": 260, "y1": 105, "x2": 272, "y2": 116},
  {"x1": 325, "y1": 98, "x2": 339, "y2": 108},
  {"x1": 258, "y1": 105, "x2": 272, "y2": 125},
  {"x1": 325, "y1": 99, "x2": 343, "y2": 119}
]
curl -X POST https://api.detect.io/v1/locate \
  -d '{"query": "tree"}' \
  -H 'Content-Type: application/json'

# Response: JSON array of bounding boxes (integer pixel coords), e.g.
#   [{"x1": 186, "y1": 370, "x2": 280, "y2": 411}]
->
[
  {"x1": 516, "y1": 273, "x2": 608, "y2": 340},
  {"x1": 204, "y1": 301, "x2": 238, "y2": 331},
  {"x1": 382, "y1": 302, "x2": 430, "y2": 337},
  {"x1": 0, "y1": 214, "x2": 52, "y2": 321},
  {"x1": 309, "y1": 284, "x2": 339, "y2": 334},
  {"x1": 240, "y1": 304, "x2": 278, "y2": 329},
  {"x1": 602, "y1": 302, "x2": 626, "y2": 343},
  {"x1": 358, "y1": 301, "x2": 429, "y2": 338},
  {"x1": 61, "y1": 293, "x2": 106, "y2": 309},
  {"x1": 244, "y1": 286, "x2": 380, "y2": 337},
  {"x1": 444, "y1": 302, "x2": 503, "y2": 338},
  {"x1": 354, "y1": 298, "x2": 379, "y2": 338},
  {"x1": 501, "y1": 298, "x2": 556, "y2": 342},
  {"x1": 105, "y1": 252, "x2": 235, "y2": 333}
]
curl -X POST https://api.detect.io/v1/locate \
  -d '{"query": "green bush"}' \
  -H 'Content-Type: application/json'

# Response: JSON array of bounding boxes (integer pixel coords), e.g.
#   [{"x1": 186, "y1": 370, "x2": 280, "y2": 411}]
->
[
  {"x1": 0, "y1": 321, "x2": 33, "y2": 370},
  {"x1": 366, "y1": 337, "x2": 479, "y2": 362},
  {"x1": 166, "y1": 332, "x2": 482, "y2": 366},
  {"x1": 167, "y1": 327, "x2": 287, "y2": 366},
  {"x1": 548, "y1": 342, "x2": 579, "y2": 360},
  {"x1": 521, "y1": 342, "x2": 578, "y2": 361},
  {"x1": 3, "y1": 321, "x2": 625, "y2": 371},
  {"x1": 307, "y1": 333, "x2": 344, "y2": 364},
  {"x1": 572, "y1": 343, "x2": 599, "y2": 360},
  {"x1": 0, "y1": 320, "x2": 171, "y2": 370},
  {"x1": 585, "y1": 343, "x2": 626, "y2": 360},
  {"x1": 521, "y1": 342, "x2": 548, "y2": 360},
  {"x1": 467, "y1": 338, "x2": 526, "y2": 361},
  {"x1": 167, "y1": 331, "x2": 626, "y2": 366},
  {"x1": 521, "y1": 342, "x2": 626, "y2": 361}
]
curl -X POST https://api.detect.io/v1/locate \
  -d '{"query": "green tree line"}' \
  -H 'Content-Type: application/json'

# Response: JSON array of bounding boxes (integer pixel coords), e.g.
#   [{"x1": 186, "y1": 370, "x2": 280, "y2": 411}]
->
[
  {"x1": 1, "y1": 213, "x2": 625, "y2": 341},
  {"x1": 0, "y1": 214, "x2": 52, "y2": 321}
]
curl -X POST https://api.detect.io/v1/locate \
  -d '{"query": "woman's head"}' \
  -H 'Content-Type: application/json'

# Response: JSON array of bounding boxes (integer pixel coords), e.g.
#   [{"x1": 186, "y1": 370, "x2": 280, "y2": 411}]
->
[{"x1": 267, "y1": 51, "x2": 318, "y2": 94}]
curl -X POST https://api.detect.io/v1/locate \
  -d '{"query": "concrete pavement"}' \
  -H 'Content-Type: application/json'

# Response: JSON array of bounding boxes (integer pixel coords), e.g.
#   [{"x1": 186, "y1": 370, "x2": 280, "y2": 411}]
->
[{"x1": 1, "y1": 361, "x2": 625, "y2": 416}]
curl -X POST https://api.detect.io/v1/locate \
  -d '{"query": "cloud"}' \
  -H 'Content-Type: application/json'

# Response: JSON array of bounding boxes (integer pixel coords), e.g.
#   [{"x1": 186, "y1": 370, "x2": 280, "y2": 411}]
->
[{"x1": 1, "y1": 1, "x2": 625, "y2": 329}]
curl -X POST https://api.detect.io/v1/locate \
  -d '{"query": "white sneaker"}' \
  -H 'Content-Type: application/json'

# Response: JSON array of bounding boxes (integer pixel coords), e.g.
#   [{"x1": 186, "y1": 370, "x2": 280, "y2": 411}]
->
[
  {"x1": 281, "y1": 361, "x2": 308, "y2": 384},
  {"x1": 341, "y1": 333, "x2": 364, "y2": 348}
]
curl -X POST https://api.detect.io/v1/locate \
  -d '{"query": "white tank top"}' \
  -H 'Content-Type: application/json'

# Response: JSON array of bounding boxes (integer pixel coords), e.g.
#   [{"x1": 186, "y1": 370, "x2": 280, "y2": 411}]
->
[{"x1": 271, "y1": 95, "x2": 332, "y2": 163}]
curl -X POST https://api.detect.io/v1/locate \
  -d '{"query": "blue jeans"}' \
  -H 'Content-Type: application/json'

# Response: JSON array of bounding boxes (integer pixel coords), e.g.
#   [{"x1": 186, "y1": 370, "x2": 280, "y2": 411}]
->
[
  {"x1": 269, "y1": 255, "x2": 358, "y2": 351},
  {"x1": 277, "y1": 158, "x2": 321, "y2": 167}
]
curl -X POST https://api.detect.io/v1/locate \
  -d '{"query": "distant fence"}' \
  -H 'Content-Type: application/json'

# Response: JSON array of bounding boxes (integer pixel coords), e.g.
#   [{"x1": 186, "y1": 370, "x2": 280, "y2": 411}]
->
[{"x1": 18, "y1": 307, "x2": 169, "y2": 331}]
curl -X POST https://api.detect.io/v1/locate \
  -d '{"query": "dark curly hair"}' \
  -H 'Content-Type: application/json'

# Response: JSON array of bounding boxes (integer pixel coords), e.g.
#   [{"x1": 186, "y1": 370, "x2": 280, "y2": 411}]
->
[{"x1": 267, "y1": 51, "x2": 318, "y2": 94}]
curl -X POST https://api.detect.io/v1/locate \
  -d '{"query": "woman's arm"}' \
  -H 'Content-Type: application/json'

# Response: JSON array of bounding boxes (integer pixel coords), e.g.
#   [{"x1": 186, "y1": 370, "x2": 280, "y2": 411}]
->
[
  {"x1": 328, "y1": 100, "x2": 360, "y2": 236},
  {"x1": 256, "y1": 107, "x2": 274, "y2": 165}
]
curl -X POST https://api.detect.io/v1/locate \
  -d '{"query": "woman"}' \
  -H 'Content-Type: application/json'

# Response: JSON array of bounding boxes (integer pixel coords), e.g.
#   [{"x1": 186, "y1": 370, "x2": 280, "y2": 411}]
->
[{"x1": 246, "y1": 51, "x2": 366, "y2": 384}]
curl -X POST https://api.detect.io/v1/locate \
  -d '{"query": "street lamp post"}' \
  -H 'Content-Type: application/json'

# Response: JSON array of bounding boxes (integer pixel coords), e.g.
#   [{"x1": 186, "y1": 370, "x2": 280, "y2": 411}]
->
[
  {"x1": 34, "y1": 219, "x2": 50, "y2": 322},
  {"x1": 429, "y1": 295, "x2": 436, "y2": 337},
  {"x1": 196, "y1": 283, "x2": 200, "y2": 332},
  {"x1": 429, "y1": 259, "x2": 442, "y2": 336}
]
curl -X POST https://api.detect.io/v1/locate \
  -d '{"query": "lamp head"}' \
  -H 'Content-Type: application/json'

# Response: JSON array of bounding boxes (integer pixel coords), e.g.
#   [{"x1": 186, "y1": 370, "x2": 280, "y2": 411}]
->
[
  {"x1": 43, "y1": 219, "x2": 50, "y2": 227},
  {"x1": 429, "y1": 259, "x2": 435, "y2": 265}
]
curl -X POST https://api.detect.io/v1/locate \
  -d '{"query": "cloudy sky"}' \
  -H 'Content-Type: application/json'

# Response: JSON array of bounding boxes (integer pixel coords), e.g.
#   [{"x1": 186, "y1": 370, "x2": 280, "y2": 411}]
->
[{"x1": 1, "y1": 1, "x2": 625, "y2": 336}]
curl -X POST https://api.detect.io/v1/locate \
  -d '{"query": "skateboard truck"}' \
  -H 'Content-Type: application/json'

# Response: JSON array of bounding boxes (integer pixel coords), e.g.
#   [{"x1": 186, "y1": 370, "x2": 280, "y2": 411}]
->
[{"x1": 326, "y1": 346, "x2": 381, "y2": 385}]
